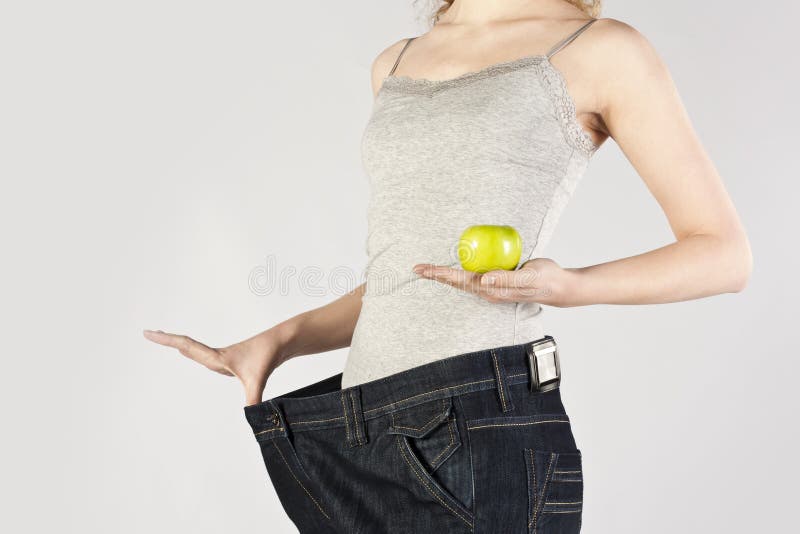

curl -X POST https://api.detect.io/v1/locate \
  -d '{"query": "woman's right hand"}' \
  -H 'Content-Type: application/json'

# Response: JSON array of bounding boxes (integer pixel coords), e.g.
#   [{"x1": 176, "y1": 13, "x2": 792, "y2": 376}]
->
[{"x1": 143, "y1": 328, "x2": 285, "y2": 406}]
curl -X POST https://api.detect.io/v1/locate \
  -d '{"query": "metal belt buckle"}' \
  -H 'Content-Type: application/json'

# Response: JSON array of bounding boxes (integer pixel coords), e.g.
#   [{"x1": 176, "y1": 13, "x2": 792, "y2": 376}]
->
[{"x1": 527, "y1": 335, "x2": 561, "y2": 392}]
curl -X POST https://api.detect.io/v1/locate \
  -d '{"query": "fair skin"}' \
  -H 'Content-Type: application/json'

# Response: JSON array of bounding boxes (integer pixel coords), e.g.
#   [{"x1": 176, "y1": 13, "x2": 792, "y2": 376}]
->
[{"x1": 143, "y1": 0, "x2": 752, "y2": 407}]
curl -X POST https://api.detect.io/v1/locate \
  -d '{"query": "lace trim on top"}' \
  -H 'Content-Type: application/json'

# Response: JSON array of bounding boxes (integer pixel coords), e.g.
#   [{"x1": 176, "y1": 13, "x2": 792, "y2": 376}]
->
[{"x1": 378, "y1": 54, "x2": 599, "y2": 157}]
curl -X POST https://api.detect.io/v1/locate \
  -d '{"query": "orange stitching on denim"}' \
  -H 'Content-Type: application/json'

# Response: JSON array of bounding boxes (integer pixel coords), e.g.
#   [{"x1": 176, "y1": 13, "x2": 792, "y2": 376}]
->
[
  {"x1": 284, "y1": 375, "x2": 531, "y2": 429},
  {"x1": 363, "y1": 379, "x2": 495, "y2": 415},
  {"x1": 390, "y1": 398, "x2": 448, "y2": 432},
  {"x1": 429, "y1": 415, "x2": 457, "y2": 466},
  {"x1": 349, "y1": 389, "x2": 363, "y2": 445},
  {"x1": 254, "y1": 427, "x2": 284, "y2": 436},
  {"x1": 491, "y1": 350, "x2": 509, "y2": 411},
  {"x1": 271, "y1": 441, "x2": 331, "y2": 520},
  {"x1": 532, "y1": 453, "x2": 556, "y2": 533},
  {"x1": 291, "y1": 416, "x2": 345, "y2": 425},
  {"x1": 396, "y1": 436, "x2": 473, "y2": 530},
  {"x1": 468, "y1": 419, "x2": 570, "y2": 431},
  {"x1": 543, "y1": 509, "x2": 581, "y2": 514},
  {"x1": 282, "y1": 373, "x2": 532, "y2": 430},
  {"x1": 527, "y1": 449, "x2": 536, "y2": 532},
  {"x1": 340, "y1": 392, "x2": 352, "y2": 444}
]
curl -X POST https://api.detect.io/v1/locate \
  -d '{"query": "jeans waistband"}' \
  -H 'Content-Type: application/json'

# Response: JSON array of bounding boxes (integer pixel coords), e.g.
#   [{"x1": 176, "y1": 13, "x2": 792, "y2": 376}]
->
[{"x1": 244, "y1": 336, "x2": 555, "y2": 446}]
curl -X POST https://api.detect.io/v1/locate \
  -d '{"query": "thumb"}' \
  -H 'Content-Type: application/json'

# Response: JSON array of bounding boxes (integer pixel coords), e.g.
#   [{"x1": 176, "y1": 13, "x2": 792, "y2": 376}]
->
[{"x1": 244, "y1": 382, "x2": 266, "y2": 406}]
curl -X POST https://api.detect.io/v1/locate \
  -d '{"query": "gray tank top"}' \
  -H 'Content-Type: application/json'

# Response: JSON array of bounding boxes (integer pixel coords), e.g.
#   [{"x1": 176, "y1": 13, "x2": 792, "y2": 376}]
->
[{"x1": 342, "y1": 18, "x2": 600, "y2": 388}]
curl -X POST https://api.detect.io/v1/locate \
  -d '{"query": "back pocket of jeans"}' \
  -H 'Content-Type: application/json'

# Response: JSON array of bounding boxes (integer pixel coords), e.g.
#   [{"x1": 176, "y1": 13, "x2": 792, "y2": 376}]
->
[
  {"x1": 387, "y1": 395, "x2": 474, "y2": 529},
  {"x1": 524, "y1": 448, "x2": 583, "y2": 533}
]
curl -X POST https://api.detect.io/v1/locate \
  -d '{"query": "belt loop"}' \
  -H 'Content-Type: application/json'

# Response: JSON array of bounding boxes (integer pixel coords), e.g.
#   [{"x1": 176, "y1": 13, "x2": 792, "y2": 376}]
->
[
  {"x1": 340, "y1": 387, "x2": 369, "y2": 447},
  {"x1": 491, "y1": 348, "x2": 515, "y2": 413}
]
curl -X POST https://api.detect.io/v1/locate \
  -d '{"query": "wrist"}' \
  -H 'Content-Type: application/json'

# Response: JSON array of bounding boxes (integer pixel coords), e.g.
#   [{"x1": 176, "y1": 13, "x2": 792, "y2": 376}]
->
[
  {"x1": 267, "y1": 316, "x2": 303, "y2": 365},
  {"x1": 561, "y1": 266, "x2": 589, "y2": 307}
]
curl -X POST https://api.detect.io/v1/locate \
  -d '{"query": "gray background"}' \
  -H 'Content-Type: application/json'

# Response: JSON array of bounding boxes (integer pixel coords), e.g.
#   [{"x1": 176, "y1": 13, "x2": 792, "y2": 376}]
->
[{"x1": 1, "y1": 1, "x2": 798, "y2": 532}]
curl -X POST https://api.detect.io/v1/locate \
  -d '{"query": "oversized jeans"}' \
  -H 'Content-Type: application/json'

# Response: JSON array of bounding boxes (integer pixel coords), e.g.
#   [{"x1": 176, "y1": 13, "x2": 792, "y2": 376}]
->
[{"x1": 244, "y1": 338, "x2": 584, "y2": 533}]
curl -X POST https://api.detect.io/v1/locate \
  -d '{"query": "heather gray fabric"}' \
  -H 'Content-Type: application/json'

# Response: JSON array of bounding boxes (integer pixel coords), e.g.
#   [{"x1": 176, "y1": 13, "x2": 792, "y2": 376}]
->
[{"x1": 342, "y1": 18, "x2": 600, "y2": 388}]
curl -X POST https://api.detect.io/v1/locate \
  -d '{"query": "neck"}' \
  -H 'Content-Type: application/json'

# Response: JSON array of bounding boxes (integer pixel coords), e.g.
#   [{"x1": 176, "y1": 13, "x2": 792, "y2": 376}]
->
[{"x1": 438, "y1": 0, "x2": 569, "y2": 26}]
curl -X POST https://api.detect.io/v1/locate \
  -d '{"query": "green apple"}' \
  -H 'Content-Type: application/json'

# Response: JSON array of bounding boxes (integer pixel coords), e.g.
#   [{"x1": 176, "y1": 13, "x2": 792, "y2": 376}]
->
[{"x1": 457, "y1": 225, "x2": 523, "y2": 273}]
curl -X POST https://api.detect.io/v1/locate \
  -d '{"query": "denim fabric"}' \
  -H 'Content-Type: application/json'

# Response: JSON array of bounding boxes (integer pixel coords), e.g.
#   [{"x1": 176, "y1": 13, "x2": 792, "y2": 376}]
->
[{"x1": 244, "y1": 337, "x2": 583, "y2": 533}]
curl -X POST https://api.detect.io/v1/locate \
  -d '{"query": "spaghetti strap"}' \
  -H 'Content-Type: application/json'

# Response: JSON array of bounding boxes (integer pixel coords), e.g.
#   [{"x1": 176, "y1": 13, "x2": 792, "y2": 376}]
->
[
  {"x1": 546, "y1": 18, "x2": 599, "y2": 59},
  {"x1": 388, "y1": 37, "x2": 416, "y2": 76}
]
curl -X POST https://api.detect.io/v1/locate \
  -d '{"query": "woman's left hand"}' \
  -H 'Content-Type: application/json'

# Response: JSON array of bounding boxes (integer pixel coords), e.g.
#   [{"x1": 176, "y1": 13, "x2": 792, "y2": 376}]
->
[{"x1": 412, "y1": 257, "x2": 579, "y2": 308}]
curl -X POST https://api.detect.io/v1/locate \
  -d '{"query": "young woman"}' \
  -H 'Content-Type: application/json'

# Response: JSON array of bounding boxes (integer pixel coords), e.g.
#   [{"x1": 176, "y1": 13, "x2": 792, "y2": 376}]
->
[{"x1": 144, "y1": 1, "x2": 752, "y2": 532}]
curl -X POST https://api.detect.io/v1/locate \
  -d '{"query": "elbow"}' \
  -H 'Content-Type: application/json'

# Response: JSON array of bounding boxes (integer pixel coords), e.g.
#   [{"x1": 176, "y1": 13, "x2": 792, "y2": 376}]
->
[{"x1": 726, "y1": 232, "x2": 753, "y2": 293}]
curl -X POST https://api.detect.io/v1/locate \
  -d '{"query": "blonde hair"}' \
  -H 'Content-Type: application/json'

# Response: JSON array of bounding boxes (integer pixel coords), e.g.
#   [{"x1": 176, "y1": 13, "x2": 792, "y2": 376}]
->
[{"x1": 431, "y1": 1, "x2": 603, "y2": 25}]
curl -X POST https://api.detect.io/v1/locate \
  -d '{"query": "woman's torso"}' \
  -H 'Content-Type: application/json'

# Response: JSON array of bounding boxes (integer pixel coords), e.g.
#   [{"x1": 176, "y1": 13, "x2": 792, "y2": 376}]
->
[{"x1": 342, "y1": 19, "x2": 600, "y2": 388}]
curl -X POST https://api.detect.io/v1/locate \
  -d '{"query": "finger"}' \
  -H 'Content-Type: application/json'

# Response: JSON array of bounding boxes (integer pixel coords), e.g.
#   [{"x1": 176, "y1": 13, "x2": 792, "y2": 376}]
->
[
  {"x1": 144, "y1": 329, "x2": 228, "y2": 373},
  {"x1": 143, "y1": 329, "x2": 182, "y2": 347},
  {"x1": 420, "y1": 266, "x2": 483, "y2": 291},
  {"x1": 412, "y1": 263, "x2": 435, "y2": 275}
]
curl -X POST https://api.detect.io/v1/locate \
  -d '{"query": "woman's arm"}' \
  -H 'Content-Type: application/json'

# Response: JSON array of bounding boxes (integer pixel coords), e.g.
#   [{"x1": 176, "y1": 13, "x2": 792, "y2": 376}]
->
[
  {"x1": 565, "y1": 19, "x2": 752, "y2": 305},
  {"x1": 144, "y1": 283, "x2": 364, "y2": 405},
  {"x1": 414, "y1": 19, "x2": 752, "y2": 307},
  {"x1": 271, "y1": 282, "x2": 365, "y2": 362}
]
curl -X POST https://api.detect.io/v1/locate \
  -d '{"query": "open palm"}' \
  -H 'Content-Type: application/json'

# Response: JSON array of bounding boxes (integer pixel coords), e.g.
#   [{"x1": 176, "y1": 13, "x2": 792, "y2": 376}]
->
[{"x1": 143, "y1": 329, "x2": 281, "y2": 406}]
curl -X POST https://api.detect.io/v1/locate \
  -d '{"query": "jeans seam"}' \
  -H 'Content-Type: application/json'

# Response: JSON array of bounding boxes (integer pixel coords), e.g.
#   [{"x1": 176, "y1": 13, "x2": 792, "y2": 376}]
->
[
  {"x1": 455, "y1": 395, "x2": 476, "y2": 520},
  {"x1": 340, "y1": 392, "x2": 353, "y2": 445},
  {"x1": 428, "y1": 415, "x2": 457, "y2": 467},
  {"x1": 363, "y1": 379, "x2": 495, "y2": 416},
  {"x1": 389, "y1": 398, "x2": 449, "y2": 433},
  {"x1": 277, "y1": 371, "x2": 558, "y2": 442},
  {"x1": 290, "y1": 376, "x2": 535, "y2": 428},
  {"x1": 349, "y1": 389, "x2": 364, "y2": 446},
  {"x1": 396, "y1": 435, "x2": 474, "y2": 531},
  {"x1": 491, "y1": 349, "x2": 509, "y2": 412},
  {"x1": 543, "y1": 509, "x2": 581, "y2": 514},
  {"x1": 271, "y1": 440, "x2": 331, "y2": 521},
  {"x1": 292, "y1": 416, "x2": 346, "y2": 426},
  {"x1": 254, "y1": 426, "x2": 284, "y2": 437},
  {"x1": 468, "y1": 419, "x2": 570, "y2": 431},
  {"x1": 527, "y1": 449, "x2": 536, "y2": 533},
  {"x1": 533, "y1": 452, "x2": 556, "y2": 533}
]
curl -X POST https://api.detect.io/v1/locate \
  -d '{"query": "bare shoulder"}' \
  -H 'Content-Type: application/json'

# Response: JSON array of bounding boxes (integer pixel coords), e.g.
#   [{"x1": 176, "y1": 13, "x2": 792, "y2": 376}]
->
[
  {"x1": 369, "y1": 37, "x2": 415, "y2": 98},
  {"x1": 584, "y1": 17, "x2": 673, "y2": 111},
  {"x1": 586, "y1": 17, "x2": 656, "y2": 59},
  {"x1": 580, "y1": 16, "x2": 664, "y2": 76}
]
